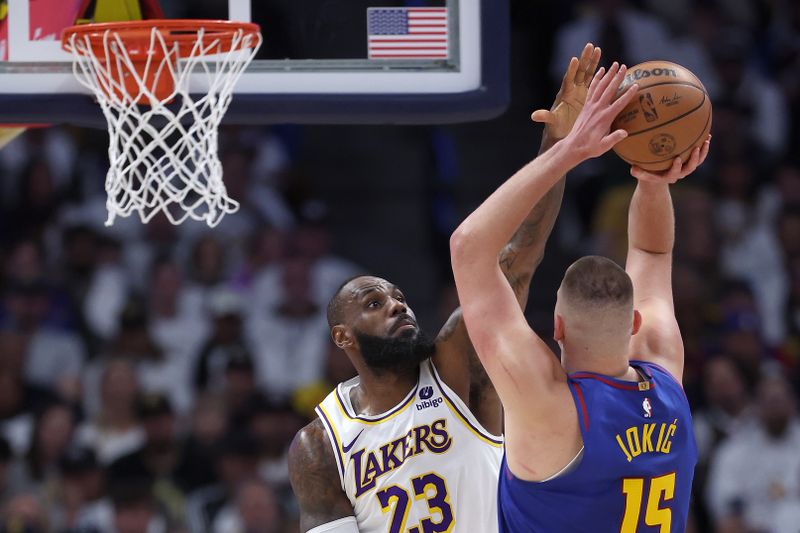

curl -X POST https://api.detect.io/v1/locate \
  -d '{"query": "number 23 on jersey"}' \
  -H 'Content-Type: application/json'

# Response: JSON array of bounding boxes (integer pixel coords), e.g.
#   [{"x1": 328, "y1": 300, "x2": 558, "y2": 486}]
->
[{"x1": 376, "y1": 472, "x2": 454, "y2": 533}]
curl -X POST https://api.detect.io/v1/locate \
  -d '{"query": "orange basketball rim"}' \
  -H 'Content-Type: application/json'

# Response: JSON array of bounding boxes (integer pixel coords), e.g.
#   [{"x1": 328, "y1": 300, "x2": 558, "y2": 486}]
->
[{"x1": 61, "y1": 20, "x2": 260, "y2": 104}]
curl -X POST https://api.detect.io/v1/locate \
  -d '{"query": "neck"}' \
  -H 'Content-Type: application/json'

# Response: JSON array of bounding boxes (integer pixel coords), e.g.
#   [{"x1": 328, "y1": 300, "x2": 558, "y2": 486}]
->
[
  {"x1": 350, "y1": 366, "x2": 419, "y2": 416},
  {"x1": 561, "y1": 338, "x2": 632, "y2": 378}
]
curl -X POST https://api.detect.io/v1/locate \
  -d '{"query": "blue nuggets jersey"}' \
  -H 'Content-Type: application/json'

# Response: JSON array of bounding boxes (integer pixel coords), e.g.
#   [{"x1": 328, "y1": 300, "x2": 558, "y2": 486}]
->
[{"x1": 498, "y1": 361, "x2": 697, "y2": 533}]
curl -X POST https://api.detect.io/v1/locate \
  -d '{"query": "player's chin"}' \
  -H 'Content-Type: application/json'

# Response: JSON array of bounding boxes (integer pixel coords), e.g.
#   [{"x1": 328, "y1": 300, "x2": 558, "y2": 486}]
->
[{"x1": 392, "y1": 326, "x2": 418, "y2": 340}]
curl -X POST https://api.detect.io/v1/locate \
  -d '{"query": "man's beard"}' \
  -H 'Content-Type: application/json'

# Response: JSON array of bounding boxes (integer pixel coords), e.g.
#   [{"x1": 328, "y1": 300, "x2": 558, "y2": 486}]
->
[{"x1": 354, "y1": 328, "x2": 436, "y2": 376}]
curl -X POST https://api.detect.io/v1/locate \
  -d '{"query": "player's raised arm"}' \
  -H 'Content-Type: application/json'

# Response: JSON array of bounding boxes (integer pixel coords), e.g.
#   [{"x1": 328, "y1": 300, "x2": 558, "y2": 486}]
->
[
  {"x1": 432, "y1": 44, "x2": 601, "y2": 432},
  {"x1": 625, "y1": 139, "x2": 710, "y2": 382},
  {"x1": 450, "y1": 62, "x2": 638, "y2": 412}
]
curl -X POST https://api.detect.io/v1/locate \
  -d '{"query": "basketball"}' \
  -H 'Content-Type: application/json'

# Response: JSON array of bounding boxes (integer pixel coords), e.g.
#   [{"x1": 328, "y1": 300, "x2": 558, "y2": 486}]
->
[{"x1": 612, "y1": 61, "x2": 712, "y2": 171}]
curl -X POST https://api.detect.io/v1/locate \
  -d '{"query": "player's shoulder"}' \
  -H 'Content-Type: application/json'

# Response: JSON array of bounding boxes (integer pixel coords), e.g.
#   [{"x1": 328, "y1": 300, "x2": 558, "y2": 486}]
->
[
  {"x1": 289, "y1": 419, "x2": 355, "y2": 529},
  {"x1": 288, "y1": 418, "x2": 339, "y2": 485}
]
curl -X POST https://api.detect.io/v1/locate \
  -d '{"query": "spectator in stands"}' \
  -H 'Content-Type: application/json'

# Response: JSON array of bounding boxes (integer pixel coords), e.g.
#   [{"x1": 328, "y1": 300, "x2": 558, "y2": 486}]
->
[
  {"x1": 240, "y1": 396, "x2": 303, "y2": 494},
  {"x1": 714, "y1": 155, "x2": 787, "y2": 345},
  {"x1": 14, "y1": 402, "x2": 76, "y2": 491},
  {"x1": 174, "y1": 394, "x2": 227, "y2": 494},
  {"x1": 2, "y1": 280, "x2": 85, "y2": 402},
  {"x1": 292, "y1": 340, "x2": 356, "y2": 419},
  {"x1": 108, "y1": 393, "x2": 185, "y2": 529},
  {"x1": 711, "y1": 28, "x2": 789, "y2": 160},
  {"x1": 77, "y1": 477, "x2": 169, "y2": 533},
  {"x1": 76, "y1": 357, "x2": 144, "y2": 465},
  {"x1": 716, "y1": 284, "x2": 769, "y2": 391},
  {"x1": 51, "y1": 446, "x2": 105, "y2": 532},
  {"x1": 694, "y1": 357, "x2": 754, "y2": 467},
  {"x1": 0, "y1": 344, "x2": 57, "y2": 457},
  {"x1": 215, "y1": 477, "x2": 283, "y2": 533},
  {"x1": 706, "y1": 370, "x2": 800, "y2": 531},
  {"x1": 247, "y1": 256, "x2": 329, "y2": 400},
  {"x1": 147, "y1": 257, "x2": 210, "y2": 372},
  {"x1": 222, "y1": 354, "x2": 259, "y2": 420},
  {"x1": 230, "y1": 226, "x2": 285, "y2": 293},
  {"x1": 185, "y1": 432, "x2": 259, "y2": 533},
  {"x1": 194, "y1": 289, "x2": 252, "y2": 393},
  {"x1": 551, "y1": 0, "x2": 671, "y2": 77}
]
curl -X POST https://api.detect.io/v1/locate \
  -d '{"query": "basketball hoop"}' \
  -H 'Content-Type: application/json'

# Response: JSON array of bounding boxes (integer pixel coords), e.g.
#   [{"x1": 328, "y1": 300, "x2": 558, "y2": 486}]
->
[{"x1": 61, "y1": 20, "x2": 261, "y2": 227}]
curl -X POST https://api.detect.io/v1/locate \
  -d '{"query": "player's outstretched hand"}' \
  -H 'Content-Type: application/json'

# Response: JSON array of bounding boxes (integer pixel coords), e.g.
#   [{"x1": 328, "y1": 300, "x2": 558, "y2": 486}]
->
[
  {"x1": 630, "y1": 135, "x2": 711, "y2": 184},
  {"x1": 532, "y1": 43, "x2": 602, "y2": 140},
  {"x1": 562, "y1": 62, "x2": 639, "y2": 162}
]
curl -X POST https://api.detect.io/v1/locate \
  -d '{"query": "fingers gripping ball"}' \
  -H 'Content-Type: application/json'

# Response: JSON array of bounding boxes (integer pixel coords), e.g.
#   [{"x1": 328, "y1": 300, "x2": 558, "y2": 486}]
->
[{"x1": 612, "y1": 61, "x2": 712, "y2": 171}]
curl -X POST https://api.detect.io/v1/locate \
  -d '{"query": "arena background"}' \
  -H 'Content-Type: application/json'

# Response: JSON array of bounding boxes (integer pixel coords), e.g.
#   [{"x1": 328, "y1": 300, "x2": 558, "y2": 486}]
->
[{"x1": 1, "y1": 0, "x2": 799, "y2": 531}]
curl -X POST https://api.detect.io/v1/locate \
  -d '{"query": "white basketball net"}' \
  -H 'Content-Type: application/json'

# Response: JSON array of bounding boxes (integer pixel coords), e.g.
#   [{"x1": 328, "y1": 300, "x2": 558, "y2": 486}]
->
[{"x1": 64, "y1": 25, "x2": 261, "y2": 226}]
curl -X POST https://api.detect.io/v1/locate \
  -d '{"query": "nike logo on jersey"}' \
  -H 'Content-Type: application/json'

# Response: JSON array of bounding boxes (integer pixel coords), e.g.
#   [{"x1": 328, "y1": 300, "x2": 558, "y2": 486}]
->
[{"x1": 342, "y1": 429, "x2": 364, "y2": 453}]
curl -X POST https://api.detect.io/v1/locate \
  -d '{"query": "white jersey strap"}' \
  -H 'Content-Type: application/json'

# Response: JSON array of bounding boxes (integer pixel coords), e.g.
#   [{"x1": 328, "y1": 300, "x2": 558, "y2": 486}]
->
[
  {"x1": 314, "y1": 405, "x2": 346, "y2": 489},
  {"x1": 307, "y1": 516, "x2": 359, "y2": 532}
]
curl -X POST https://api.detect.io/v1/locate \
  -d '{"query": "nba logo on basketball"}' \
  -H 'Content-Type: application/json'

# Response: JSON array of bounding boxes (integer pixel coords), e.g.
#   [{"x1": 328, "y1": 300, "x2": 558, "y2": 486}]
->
[
  {"x1": 642, "y1": 398, "x2": 652, "y2": 418},
  {"x1": 639, "y1": 93, "x2": 658, "y2": 122},
  {"x1": 419, "y1": 386, "x2": 434, "y2": 400}
]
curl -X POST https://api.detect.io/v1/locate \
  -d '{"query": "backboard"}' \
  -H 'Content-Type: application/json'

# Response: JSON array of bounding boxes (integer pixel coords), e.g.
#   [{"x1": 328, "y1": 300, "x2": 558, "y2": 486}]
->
[{"x1": 0, "y1": 0, "x2": 508, "y2": 126}]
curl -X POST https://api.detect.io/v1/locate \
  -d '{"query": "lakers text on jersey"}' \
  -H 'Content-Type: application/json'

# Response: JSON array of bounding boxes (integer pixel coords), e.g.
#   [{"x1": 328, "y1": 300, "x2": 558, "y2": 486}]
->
[{"x1": 317, "y1": 359, "x2": 503, "y2": 533}]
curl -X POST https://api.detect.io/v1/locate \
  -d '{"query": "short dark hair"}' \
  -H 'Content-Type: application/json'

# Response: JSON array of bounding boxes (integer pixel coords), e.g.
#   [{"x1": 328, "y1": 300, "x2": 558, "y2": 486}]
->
[
  {"x1": 326, "y1": 275, "x2": 366, "y2": 328},
  {"x1": 562, "y1": 256, "x2": 633, "y2": 308}
]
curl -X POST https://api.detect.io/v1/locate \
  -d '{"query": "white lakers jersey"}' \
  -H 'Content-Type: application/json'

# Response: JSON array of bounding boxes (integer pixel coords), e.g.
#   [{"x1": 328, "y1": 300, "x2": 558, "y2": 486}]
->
[{"x1": 316, "y1": 359, "x2": 503, "y2": 533}]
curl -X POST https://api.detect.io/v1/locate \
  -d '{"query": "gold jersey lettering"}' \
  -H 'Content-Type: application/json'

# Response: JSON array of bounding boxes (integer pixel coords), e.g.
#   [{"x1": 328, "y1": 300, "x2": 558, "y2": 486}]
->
[{"x1": 616, "y1": 420, "x2": 678, "y2": 462}]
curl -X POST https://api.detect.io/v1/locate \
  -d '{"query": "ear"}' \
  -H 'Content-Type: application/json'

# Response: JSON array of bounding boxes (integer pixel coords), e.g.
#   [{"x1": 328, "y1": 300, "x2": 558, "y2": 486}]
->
[
  {"x1": 332, "y1": 325, "x2": 355, "y2": 349},
  {"x1": 554, "y1": 314, "x2": 565, "y2": 342},
  {"x1": 632, "y1": 309, "x2": 642, "y2": 336}
]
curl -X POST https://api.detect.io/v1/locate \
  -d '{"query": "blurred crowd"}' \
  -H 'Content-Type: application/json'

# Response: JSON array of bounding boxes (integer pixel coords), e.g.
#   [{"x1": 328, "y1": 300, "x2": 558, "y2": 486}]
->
[{"x1": 0, "y1": 0, "x2": 799, "y2": 532}]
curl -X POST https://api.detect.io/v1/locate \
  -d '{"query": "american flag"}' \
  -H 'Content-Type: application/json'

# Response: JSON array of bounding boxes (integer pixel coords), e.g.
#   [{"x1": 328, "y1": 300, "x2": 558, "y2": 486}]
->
[{"x1": 367, "y1": 7, "x2": 449, "y2": 60}]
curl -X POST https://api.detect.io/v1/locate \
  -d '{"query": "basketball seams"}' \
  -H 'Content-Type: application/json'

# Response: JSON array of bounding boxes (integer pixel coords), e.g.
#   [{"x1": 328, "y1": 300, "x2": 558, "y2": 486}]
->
[
  {"x1": 611, "y1": 61, "x2": 711, "y2": 171},
  {"x1": 620, "y1": 106, "x2": 712, "y2": 165},
  {"x1": 615, "y1": 83, "x2": 707, "y2": 137}
]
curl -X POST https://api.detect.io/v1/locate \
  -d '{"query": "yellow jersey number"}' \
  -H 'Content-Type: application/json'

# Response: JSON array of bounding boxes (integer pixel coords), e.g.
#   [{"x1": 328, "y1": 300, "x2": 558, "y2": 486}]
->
[{"x1": 620, "y1": 472, "x2": 676, "y2": 533}]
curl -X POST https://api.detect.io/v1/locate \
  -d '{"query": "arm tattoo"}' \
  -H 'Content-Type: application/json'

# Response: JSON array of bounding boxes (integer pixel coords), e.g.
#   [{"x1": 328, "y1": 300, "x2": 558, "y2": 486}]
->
[
  {"x1": 437, "y1": 136, "x2": 566, "y2": 418},
  {"x1": 471, "y1": 144, "x2": 566, "y2": 405},
  {"x1": 497, "y1": 132, "x2": 567, "y2": 300},
  {"x1": 499, "y1": 177, "x2": 566, "y2": 300},
  {"x1": 289, "y1": 419, "x2": 354, "y2": 531}
]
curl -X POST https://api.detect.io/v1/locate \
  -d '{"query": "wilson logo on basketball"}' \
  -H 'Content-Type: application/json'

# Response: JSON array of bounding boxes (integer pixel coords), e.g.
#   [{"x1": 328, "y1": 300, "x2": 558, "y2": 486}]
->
[{"x1": 624, "y1": 66, "x2": 678, "y2": 85}]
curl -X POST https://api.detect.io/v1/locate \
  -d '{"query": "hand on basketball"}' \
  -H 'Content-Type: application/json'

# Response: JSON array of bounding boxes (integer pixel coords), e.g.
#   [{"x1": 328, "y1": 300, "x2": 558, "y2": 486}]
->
[
  {"x1": 630, "y1": 135, "x2": 711, "y2": 184},
  {"x1": 532, "y1": 43, "x2": 602, "y2": 139},
  {"x1": 562, "y1": 62, "x2": 639, "y2": 161}
]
